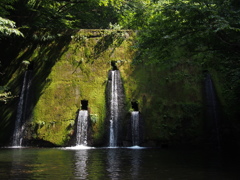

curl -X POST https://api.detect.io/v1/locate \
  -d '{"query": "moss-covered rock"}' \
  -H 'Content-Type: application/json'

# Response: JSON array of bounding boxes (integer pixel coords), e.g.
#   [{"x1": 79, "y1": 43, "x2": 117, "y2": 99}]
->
[
  {"x1": 1, "y1": 29, "x2": 206, "y2": 147},
  {"x1": 24, "y1": 30, "x2": 134, "y2": 146}
]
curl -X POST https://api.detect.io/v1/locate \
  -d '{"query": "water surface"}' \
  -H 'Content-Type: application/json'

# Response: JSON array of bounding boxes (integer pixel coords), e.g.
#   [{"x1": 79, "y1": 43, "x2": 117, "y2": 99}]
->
[{"x1": 0, "y1": 147, "x2": 239, "y2": 179}]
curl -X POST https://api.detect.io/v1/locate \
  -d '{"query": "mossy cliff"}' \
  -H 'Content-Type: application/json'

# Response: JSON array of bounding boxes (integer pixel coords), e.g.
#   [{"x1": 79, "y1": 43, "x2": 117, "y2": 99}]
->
[
  {"x1": 27, "y1": 29, "x2": 135, "y2": 146},
  {"x1": 1, "y1": 29, "x2": 206, "y2": 147},
  {"x1": 123, "y1": 61, "x2": 204, "y2": 146}
]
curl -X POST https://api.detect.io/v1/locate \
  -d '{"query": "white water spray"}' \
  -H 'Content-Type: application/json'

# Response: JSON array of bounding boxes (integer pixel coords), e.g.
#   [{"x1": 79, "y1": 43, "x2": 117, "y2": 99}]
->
[
  {"x1": 76, "y1": 110, "x2": 88, "y2": 146},
  {"x1": 12, "y1": 71, "x2": 31, "y2": 147},
  {"x1": 131, "y1": 111, "x2": 140, "y2": 146},
  {"x1": 109, "y1": 70, "x2": 120, "y2": 147}
]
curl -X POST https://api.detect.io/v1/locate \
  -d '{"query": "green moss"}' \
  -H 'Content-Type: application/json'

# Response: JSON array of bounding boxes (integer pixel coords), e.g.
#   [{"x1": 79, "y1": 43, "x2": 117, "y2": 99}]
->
[
  {"x1": 122, "y1": 59, "x2": 203, "y2": 143},
  {"x1": 27, "y1": 30, "x2": 134, "y2": 145},
  {"x1": 1, "y1": 29, "x2": 205, "y2": 146}
]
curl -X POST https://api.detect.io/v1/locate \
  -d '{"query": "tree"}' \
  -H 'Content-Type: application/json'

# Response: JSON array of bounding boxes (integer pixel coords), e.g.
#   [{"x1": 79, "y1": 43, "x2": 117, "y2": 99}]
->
[
  {"x1": 0, "y1": 1, "x2": 24, "y2": 103},
  {"x1": 0, "y1": 17, "x2": 23, "y2": 37},
  {"x1": 136, "y1": 0, "x2": 240, "y2": 65},
  {"x1": 0, "y1": 0, "x2": 23, "y2": 37},
  {"x1": 136, "y1": 0, "x2": 240, "y2": 124},
  {"x1": 8, "y1": 0, "x2": 120, "y2": 29},
  {"x1": 0, "y1": 16, "x2": 23, "y2": 103}
]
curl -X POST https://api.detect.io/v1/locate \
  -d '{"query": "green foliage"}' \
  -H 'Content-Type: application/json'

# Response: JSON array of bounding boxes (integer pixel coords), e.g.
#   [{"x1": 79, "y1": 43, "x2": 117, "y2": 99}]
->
[
  {"x1": 131, "y1": 0, "x2": 240, "y2": 144},
  {"x1": 0, "y1": 0, "x2": 16, "y2": 16},
  {"x1": 6, "y1": 0, "x2": 119, "y2": 30},
  {"x1": 0, "y1": 88, "x2": 13, "y2": 103},
  {"x1": 136, "y1": 0, "x2": 240, "y2": 65},
  {"x1": 117, "y1": 0, "x2": 156, "y2": 29},
  {"x1": 0, "y1": 17, "x2": 23, "y2": 37},
  {"x1": 0, "y1": 1, "x2": 23, "y2": 37}
]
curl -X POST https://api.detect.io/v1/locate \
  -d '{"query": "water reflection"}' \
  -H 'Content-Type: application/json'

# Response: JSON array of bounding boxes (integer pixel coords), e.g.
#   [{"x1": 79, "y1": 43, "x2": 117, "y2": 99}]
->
[
  {"x1": 87, "y1": 149, "x2": 106, "y2": 179},
  {"x1": 0, "y1": 147, "x2": 239, "y2": 179},
  {"x1": 74, "y1": 150, "x2": 88, "y2": 179},
  {"x1": 11, "y1": 149, "x2": 26, "y2": 179},
  {"x1": 130, "y1": 149, "x2": 141, "y2": 179},
  {"x1": 107, "y1": 149, "x2": 121, "y2": 179}
]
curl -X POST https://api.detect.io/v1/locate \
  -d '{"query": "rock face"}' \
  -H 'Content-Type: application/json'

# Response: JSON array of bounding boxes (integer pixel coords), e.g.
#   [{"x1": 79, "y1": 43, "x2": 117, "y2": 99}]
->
[
  {"x1": 1, "y1": 29, "x2": 205, "y2": 147},
  {"x1": 21, "y1": 29, "x2": 136, "y2": 146}
]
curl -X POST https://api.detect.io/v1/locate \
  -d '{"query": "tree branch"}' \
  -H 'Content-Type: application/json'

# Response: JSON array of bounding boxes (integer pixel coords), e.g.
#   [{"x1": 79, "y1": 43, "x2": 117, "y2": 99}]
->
[{"x1": 57, "y1": 1, "x2": 88, "y2": 13}]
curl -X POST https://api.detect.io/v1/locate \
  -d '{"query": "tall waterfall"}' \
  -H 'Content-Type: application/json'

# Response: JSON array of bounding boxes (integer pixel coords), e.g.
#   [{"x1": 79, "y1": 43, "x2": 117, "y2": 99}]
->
[
  {"x1": 76, "y1": 110, "x2": 88, "y2": 146},
  {"x1": 131, "y1": 111, "x2": 140, "y2": 146},
  {"x1": 204, "y1": 73, "x2": 221, "y2": 148},
  {"x1": 109, "y1": 70, "x2": 124, "y2": 147},
  {"x1": 12, "y1": 71, "x2": 31, "y2": 146}
]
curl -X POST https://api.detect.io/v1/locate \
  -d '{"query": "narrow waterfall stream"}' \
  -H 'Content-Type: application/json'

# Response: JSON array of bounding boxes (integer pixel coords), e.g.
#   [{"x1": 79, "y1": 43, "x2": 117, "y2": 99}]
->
[
  {"x1": 204, "y1": 73, "x2": 221, "y2": 148},
  {"x1": 108, "y1": 70, "x2": 124, "y2": 147},
  {"x1": 76, "y1": 110, "x2": 88, "y2": 146},
  {"x1": 131, "y1": 111, "x2": 140, "y2": 146},
  {"x1": 12, "y1": 70, "x2": 32, "y2": 146},
  {"x1": 109, "y1": 70, "x2": 119, "y2": 147}
]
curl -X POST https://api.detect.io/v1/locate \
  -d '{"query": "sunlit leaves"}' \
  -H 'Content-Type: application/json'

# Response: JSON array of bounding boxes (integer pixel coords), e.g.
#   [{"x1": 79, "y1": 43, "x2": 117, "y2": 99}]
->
[
  {"x1": 117, "y1": 0, "x2": 156, "y2": 29},
  {"x1": 100, "y1": 0, "x2": 125, "y2": 9},
  {"x1": 0, "y1": 17, "x2": 23, "y2": 37}
]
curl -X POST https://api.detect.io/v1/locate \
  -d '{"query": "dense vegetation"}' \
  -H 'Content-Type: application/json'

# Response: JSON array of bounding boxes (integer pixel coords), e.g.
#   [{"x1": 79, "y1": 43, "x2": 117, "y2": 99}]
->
[
  {"x1": 0, "y1": 0, "x2": 240, "y2": 147},
  {"x1": 137, "y1": 0, "x2": 240, "y2": 123}
]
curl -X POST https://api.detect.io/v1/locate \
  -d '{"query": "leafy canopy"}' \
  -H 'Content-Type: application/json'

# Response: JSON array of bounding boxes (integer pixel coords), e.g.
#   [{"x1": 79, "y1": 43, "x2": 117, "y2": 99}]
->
[
  {"x1": 0, "y1": 0, "x2": 23, "y2": 37},
  {"x1": 136, "y1": 0, "x2": 240, "y2": 65}
]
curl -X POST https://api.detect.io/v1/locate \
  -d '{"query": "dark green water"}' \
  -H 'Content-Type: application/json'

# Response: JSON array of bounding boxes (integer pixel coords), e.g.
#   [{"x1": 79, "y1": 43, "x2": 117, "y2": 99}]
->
[{"x1": 0, "y1": 147, "x2": 239, "y2": 179}]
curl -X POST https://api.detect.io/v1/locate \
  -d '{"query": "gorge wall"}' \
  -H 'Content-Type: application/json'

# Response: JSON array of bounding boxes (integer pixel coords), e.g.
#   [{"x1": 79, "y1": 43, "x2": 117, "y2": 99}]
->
[{"x1": 1, "y1": 29, "x2": 206, "y2": 147}]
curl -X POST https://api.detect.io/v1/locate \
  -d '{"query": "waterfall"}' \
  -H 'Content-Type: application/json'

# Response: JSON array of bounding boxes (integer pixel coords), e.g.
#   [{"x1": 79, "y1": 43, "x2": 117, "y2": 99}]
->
[
  {"x1": 12, "y1": 71, "x2": 31, "y2": 147},
  {"x1": 76, "y1": 110, "x2": 88, "y2": 146},
  {"x1": 131, "y1": 111, "x2": 140, "y2": 146},
  {"x1": 109, "y1": 70, "x2": 123, "y2": 147},
  {"x1": 204, "y1": 73, "x2": 221, "y2": 148}
]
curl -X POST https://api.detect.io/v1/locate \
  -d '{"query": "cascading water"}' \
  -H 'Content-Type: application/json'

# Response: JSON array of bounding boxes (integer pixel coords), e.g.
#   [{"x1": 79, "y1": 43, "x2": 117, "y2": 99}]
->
[
  {"x1": 204, "y1": 73, "x2": 221, "y2": 148},
  {"x1": 108, "y1": 70, "x2": 124, "y2": 147},
  {"x1": 76, "y1": 110, "x2": 88, "y2": 146},
  {"x1": 131, "y1": 111, "x2": 140, "y2": 146},
  {"x1": 109, "y1": 70, "x2": 118, "y2": 147},
  {"x1": 12, "y1": 71, "x2": 31, "y2": 147}
]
